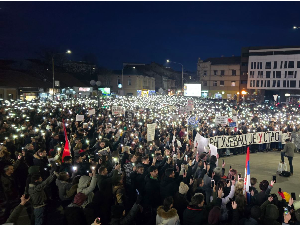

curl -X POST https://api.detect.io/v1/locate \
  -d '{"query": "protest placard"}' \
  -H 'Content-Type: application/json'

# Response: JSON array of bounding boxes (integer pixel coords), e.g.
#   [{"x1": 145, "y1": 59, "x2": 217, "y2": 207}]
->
[
  {"x1": 88, "y1": 109, "x2": 95, "y2": 115},
  {"x1": 112, "y1": 106, "x2": 125, "y2": 115},
  {"x1": 215, "y1": 116, "x2": 228, "y2": 126},
  {"x1": 147, "y1": 123, "x2": 156, "y2": 142},
  {"x1": 76, "y1": 115, "x2": 84, "y2": 121}
]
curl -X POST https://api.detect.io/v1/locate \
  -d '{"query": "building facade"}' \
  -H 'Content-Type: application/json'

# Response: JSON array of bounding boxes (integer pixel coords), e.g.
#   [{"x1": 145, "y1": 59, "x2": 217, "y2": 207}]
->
[
  {"x1": 98, "y1": 67, "x2": 155, "y2": 96},
  {"x1": 197, "y1": 57, "x2": 241, "y2": 99},
  {"x1": 247, "y1": 47, "x2": 300, "y2": 102}
]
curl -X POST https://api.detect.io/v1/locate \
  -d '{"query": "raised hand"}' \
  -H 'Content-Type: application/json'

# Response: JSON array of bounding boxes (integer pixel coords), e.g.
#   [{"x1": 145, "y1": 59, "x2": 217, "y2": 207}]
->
[
  {"x1": 20, "y1": 194, "x2": 30, "y2": 205},
  {"x1": 268, "y1": 196, "x2": 273, "y2": 202},
  {"x1": 232, "y1": 201, "x2": 237, "y2": 210}
]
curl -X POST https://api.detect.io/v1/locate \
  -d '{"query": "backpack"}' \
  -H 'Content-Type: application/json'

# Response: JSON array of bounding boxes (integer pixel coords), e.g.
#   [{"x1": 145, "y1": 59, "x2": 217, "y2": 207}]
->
[{"x1": 279, "y1": 171, "x2": 290, "y2": 177}]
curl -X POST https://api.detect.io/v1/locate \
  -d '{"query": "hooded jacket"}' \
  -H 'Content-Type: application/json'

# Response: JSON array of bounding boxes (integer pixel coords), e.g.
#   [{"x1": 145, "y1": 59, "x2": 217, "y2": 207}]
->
[
  {"x1": 156, "y1": 206, "x2": 180, "y2": 225},
  {"x1": 28, "y1": 173, "x2": 56, "y2": 207},
  {"x1": 56, "y1": 179, "x2": 73, "y2": 201},
  {"x1": 77, "y1": 175, "x2": 97, "y2": 208}
]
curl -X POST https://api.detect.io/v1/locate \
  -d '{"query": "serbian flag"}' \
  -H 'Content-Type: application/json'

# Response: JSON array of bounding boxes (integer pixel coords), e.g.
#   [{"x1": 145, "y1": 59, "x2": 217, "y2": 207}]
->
[
  {"x1": 62, "y1": 119, "x2": 71, "y2": 162},
  {"x1": 244, "y1": 147, "x2": 251, "y2": 203}
]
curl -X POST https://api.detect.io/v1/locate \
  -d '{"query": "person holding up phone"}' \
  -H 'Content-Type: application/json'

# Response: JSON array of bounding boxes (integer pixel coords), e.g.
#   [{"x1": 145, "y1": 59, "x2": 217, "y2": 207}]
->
[{"x1": 4, "y1": 194, "x2": 31, "y2": 224}]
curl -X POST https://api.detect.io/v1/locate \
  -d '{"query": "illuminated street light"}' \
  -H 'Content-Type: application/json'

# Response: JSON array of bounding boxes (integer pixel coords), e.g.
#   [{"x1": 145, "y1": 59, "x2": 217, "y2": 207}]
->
[
  {"x1": 166, "y1": 59, "x2": 184, "y2": 94},
  {"x1": 293, "y1": 26, "x2": 300, "y2": 29},
  {"x1": 52, "y1": 50, "x2": 72, "y2": 100}
]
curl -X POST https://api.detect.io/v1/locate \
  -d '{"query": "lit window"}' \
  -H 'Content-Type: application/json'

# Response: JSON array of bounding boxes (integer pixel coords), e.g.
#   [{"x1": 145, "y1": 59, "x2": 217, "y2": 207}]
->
[{"x1": 231, "y1": 81, "x2": 236, "y2": 86}]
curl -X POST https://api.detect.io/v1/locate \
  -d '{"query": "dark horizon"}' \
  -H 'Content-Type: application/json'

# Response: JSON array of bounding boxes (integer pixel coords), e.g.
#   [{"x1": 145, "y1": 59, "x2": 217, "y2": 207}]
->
[{"x1": 1, "y1": 1, "x2": 300, "y2": 72}]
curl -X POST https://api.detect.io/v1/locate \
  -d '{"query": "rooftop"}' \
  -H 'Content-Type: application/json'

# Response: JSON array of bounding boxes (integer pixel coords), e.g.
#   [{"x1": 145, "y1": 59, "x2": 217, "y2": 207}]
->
[{"x1": 203, "y1": 56, "x2": 241, "y2": 65}]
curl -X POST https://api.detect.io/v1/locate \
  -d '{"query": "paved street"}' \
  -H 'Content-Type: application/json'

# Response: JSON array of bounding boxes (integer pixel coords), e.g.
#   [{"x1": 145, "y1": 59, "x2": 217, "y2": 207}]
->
[{"x1": 223, "y1": 151, "x2": 299, "y2": 199}]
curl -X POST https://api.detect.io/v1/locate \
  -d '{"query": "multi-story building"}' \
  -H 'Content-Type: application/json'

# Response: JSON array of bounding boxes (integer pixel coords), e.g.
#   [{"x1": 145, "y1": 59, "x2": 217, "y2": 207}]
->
[
  {"x1": 98, "y1": 67, "x2": 155, "y2": 96},
  {"x1": 197, "y1": 56, "x2": 241, "y2": 99},
  {"x1": 247, "y1": 47, "x2": 300, "y2": 102},
  {"x1": 98, "y1": 62, "x2": 179, "y2": 95}
]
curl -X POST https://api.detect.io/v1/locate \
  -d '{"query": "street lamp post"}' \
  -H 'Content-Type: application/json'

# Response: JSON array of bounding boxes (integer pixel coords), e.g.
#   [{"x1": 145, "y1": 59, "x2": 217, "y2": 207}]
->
[
  {"x1": 90, "y1": 80, "x2": 101, "y2": 108},
  {"x1": 121, "y1": 64, "x2": 137, "y2": 96},
  {"x1": 166, "y1": 59, "x2": 184, "y2": 94},
  {"x1": 52, "y1": 50, "x2": 72, "y2": 101}
]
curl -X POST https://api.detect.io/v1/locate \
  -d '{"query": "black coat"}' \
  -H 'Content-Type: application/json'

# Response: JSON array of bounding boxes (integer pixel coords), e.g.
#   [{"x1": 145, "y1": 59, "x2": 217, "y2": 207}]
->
[
  {"x1": 130, "y1": 172, "x2": 145, "y2": 195},
  {"x1": 183, "y1": 205, "x2": 207, "y2": 225},
  {"x1": 144, "y1": 175, "x2": 160, "y2": 208},
  {"x1": 160, "y1": 176, "x2": 181, "y2": 200},
  {"x1": 173, "y1": 192, "x2": 189, "y2": 223},
  {"x1": 183, "y1": 198, "x2": 222, "y2": 225}
]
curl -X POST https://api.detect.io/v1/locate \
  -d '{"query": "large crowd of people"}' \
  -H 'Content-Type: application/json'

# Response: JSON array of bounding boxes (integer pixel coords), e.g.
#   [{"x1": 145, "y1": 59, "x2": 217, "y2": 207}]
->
[{"x1": 0, "y1": 96, "x2": 299, "y2": 225}]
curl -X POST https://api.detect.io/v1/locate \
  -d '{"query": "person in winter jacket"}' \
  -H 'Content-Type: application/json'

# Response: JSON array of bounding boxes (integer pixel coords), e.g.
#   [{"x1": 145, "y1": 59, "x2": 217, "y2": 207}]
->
[
  {"x1": 112, "y1": 172, "x2": 126, "y2": 206},
  {"x1": 237, "y1": 205, "x2": 261, "y2": 225},
  {"x1": 156, "y1": 196, "x2": 180, "y2": 225},
  {"x1": 123, "y1": 154, "x2": 137, "y2": 185},
  {"x1": 160, "y1": 168, "x2": 183, "y2": 200},
  {"x1": 28, "y1": 172, "x2": 58, "y2": 225},
  {"x1": 1, "y1": 164, "x2": 20, "y2": 202},
  {"x1": 33, "y1": 149, "x2": 49, "y2": 179},
  {"x1": 251, "y1": 180, "x2": 274, "y2": 206},
  {"x1": 173, "y1": 182, "x2": 189, "y2": 223},
  {"x1": 64, "y1": 191, "x2": 89, "y2": 225},
  {"x1": 77, "y1": 170, "x2": 97, "y2": 208},
  {"x1": 130, "y1": 164, "x2": 146, "y2": 195},
  {"x1": 260, "y1": 196, "x2": 281, "y2": 225},
  {"x1": 97, "y1": 164, "x2": 120, "y2": 192},
  {"x1": 110, "y1": 203, "x2": 141, "y2": 225},
  {"x1": 144, "y1": 166, "x2": 161, "y2": 209},
  {"x1": 55, "y1": 171, "x2": 73, "y2": 207},
  {"x1": 1, "y1": 163, "x2": 21, "y2": 221},
  {"x1": 183, "y1": 188, "x2": 223, "y2": 225},
  {"x1": 3, "y1": 194, "x2": 31, "y2": 225}
]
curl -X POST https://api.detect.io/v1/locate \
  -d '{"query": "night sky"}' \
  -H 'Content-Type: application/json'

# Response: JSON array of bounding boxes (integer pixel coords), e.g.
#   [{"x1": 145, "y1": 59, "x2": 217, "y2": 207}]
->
[{"x1": 1, "y1": 1, "x2": 300, "y2": 71}]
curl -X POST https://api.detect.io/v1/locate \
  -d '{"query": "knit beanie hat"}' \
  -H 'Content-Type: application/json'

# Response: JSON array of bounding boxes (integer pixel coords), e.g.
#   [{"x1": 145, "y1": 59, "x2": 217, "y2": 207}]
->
[
  {"x1": 179, "y1": 182, "x2": 189, "y2": 195},
  {"x1": 208, "y1": 206, "x2": 221, "y2": 225}
]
